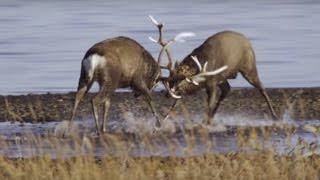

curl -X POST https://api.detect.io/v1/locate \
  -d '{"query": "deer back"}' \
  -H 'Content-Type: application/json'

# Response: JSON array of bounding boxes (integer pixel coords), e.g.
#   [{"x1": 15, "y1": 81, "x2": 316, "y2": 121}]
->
[
  {"x1": 175, "y1": 31, "x2": 255, "y2": 83},
  {"x1": 82, "y1": 36, "x2": 160, "y2": 88}
]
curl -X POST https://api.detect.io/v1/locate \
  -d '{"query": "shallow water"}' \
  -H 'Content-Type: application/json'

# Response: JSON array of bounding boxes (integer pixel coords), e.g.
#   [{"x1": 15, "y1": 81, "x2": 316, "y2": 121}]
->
[
  {"x1": 0, "y1": 0, "x2": 320, "y2": 95},
  {"x1": 0, "y1": 111, "x2": 320, "y2": 158}
]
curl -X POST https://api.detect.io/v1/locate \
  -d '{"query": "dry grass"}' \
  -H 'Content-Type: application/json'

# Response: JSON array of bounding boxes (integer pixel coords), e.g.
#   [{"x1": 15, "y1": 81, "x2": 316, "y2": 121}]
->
[
  {"x1": 0, "y1": 125, "x2": 319, "y2": 180},
  {"x1": 0, "y1": 151, "x2": 319, "y2": 179}
]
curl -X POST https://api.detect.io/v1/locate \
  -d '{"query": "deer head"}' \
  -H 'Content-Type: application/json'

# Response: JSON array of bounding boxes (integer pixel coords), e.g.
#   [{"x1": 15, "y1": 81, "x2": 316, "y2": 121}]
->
[
  {"x1": 170, "y1": 56, "x2": 228, "y2": 98},
  {"x1": 149, "y1": 15, "x2": 227, "y2": 99}
]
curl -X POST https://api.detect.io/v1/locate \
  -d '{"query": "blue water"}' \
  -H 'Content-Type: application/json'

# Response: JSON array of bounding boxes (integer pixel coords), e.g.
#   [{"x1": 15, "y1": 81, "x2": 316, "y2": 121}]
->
[{"x1": 0, "y1": 0, "x2": 319, "y2": 94}]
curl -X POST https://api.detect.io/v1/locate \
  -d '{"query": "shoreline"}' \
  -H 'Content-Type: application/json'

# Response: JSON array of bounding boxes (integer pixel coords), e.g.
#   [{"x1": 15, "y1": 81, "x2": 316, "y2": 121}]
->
[
  {"x1": 1, "y1": 86, "x2": 319, "y2": 96},
  {"x1": 0, "y1": 87, "x2": 319, "y2": 122}
]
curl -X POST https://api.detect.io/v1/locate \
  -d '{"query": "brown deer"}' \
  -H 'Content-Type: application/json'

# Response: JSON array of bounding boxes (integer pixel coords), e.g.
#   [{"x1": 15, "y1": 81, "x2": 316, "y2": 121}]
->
[
  {"x1": 69, "y1": 36, "x2": 164, "y2": 135},
  {"x1": 69, "y1": 16, "x2": 198, "y2": 134},
  {"x1": 150, "y1": 18, "x2": 279, "y2": 124}
]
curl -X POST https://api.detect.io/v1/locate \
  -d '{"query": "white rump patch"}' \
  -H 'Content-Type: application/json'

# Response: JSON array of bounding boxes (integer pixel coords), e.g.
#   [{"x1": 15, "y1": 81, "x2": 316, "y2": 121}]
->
[{"x1": 82, "y1": 54, "x2": 106, "y2": 79}]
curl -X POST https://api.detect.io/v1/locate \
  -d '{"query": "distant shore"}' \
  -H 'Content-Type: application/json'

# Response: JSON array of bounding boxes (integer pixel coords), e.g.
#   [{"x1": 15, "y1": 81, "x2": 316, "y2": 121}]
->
[{"x1": 0, "y1": 87, "x2": 319, "y2": 122}]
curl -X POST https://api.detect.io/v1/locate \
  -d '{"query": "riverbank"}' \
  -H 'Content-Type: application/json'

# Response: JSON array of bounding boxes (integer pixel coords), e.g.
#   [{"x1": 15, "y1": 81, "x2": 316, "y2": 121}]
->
[{"x1": 0, "y1": 87, "x2": 319, "y2": 122}]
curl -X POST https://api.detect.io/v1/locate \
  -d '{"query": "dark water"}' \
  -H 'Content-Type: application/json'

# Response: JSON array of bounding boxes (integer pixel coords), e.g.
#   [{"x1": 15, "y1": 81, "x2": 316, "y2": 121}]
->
[{"x1": 0, "y1": 0, "x2": 320, "y2": 95}]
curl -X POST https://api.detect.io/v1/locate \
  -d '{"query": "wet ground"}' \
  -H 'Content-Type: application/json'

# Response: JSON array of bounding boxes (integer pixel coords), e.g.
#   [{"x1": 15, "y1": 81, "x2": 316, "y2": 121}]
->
[
  {"x1": 0, "y1": 88, "x2": 319, "y2": 158},
  {"x1": 0, "y1": 113, "x2": 319, "y2": 158}
]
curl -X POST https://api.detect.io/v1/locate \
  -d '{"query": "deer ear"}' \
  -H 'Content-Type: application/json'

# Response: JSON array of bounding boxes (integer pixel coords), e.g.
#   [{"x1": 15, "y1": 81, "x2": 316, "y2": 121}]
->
[{"x1": 174, "y1": 60, "x2": 180, "y2": 69}]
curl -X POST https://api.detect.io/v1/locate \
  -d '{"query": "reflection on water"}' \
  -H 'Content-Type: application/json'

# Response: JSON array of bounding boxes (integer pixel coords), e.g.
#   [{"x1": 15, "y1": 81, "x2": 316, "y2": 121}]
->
[{"x1": 0, "y1": 0, "x2": 319, "y2": 94}]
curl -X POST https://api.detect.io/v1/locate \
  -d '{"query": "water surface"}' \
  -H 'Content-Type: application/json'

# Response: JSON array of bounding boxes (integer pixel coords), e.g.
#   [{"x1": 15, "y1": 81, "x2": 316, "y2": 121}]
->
[{"x1": 0, "y1": 0, "x2": 319, "y2": 94}]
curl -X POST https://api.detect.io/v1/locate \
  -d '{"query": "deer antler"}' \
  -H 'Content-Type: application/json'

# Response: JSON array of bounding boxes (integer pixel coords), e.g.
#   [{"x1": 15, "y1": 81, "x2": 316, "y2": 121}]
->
[
  {"x1": 190, "y1": 55, "x2": 203, "y2": 72},
  {"x1": 186, "y1": 55, "x2": 228, "y2": 86},
  {"x1": 148, "y1": 15, "x2": 195, "y2": 73},
  {"x1": 148, "y1": 15, "x2": 173, "y2": 71},
  {"x1": 148, "y1": 15, "x2": 194, "y2": 99}
]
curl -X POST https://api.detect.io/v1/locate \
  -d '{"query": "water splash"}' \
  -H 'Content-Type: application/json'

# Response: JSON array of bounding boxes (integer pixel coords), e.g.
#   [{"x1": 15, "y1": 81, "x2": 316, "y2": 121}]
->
[
  {"x1": 51, "y1": 109, "x2": 317, "y2": 135},
  {"x1": 0, "y1": 110, "x2": 320, "y2": 158}
]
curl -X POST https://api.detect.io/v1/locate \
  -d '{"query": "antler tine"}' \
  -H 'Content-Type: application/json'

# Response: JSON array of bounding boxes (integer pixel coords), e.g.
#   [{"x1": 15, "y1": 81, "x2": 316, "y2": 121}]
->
[
  {"x1": 203, "y1": 62, "x2": 208, "y2": 72},
  {"x1": 149, "y1": 15, "x2": 174, "y2": 72},
  {"x1": 186, "y1": 55, "x2": 228, "y2": 86},
  {"x1": 148, "y1": 15, "x2": 165, "y2": 45},
  {"x1": 191, "y1": 55, "x2": 202, "y2": 72},
  {"x1": 149, "y1": 16, "x2": 196, "y2": 74},
  {"x1": 149, "y1": 15, "x2": 160, "y2": 26},
  {"x1": 148, "y1": 36, "x2": 158, "y2": 43},
  {"x1": 201, "y1": 65, "x2": 228, "y2": 76}
]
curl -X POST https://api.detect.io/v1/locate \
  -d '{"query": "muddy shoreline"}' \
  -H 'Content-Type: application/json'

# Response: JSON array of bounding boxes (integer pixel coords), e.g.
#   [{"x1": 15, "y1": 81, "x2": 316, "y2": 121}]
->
[{"x1": 0, "y1": 88, "x2": 319, "y2": 122}]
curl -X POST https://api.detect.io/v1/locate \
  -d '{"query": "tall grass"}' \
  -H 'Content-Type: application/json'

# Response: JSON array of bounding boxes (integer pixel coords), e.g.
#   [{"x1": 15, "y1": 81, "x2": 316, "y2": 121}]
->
[{"x1": 0, "y1": 152, "x2": 319, "y2": 180}]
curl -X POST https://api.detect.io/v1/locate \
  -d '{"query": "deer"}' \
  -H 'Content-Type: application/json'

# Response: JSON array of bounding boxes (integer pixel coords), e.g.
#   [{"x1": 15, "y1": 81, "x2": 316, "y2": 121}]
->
[
  {"x1": 149, "y1": 16, "x2": 279, "y2": 125},
  {"x1": 68, "y1": 36, "x2": 165, "y2": 135},
  {"x1": 69, "y1": 17, "x2": 199, "y2": 135}
]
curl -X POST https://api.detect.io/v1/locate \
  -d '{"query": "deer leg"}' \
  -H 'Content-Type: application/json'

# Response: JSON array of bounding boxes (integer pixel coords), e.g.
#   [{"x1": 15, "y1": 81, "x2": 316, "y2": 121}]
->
[
  {"x1": 101, "y1": 97, "x2": 111, "y2": 133},
  {"x1": 205, "y1": 83, "x2": 219, "y2": 125},
  {"x1": 69, "y1": 81, "x2": 93, "y2": 129},
  {"x1": 134, "y1": 81, "x2": 162, "y2": 128},
  {"x1": 92, "y1": 97, "x2": 101, "y2": 135},
  {"x1": 255, "y1": 84, "x2": 278, "y2": 120},
  {"x1": 146, "y1": 92, "x2": 162, "y2": 128},
  {"x1": 70, "y1": 86, "x2": 87, "y2": 123},
  {"x1": 210, "y1": 81, "x2": 231, "y2": 115},
  {"x1": 92, "y1": 85, "x2": 112, "y2": 135},
  {"x1": 241, "y1": 72, "x2": 279, "y2": 120},
  {"x1": 163, "y1": 99, "x2": 179, "y2": 120}
]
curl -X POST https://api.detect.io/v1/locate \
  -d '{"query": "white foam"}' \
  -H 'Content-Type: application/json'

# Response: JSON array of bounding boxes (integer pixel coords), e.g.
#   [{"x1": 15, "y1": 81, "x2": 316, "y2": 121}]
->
[
  {"x1": 54, "y1": 120, "x2": 80, "y2": 138},
  {"x1": 122, "y1": 112, "x2": 177, "y2": 134}
]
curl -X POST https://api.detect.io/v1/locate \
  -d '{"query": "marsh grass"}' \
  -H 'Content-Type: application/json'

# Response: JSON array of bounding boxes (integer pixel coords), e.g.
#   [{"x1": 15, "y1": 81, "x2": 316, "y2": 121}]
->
[
  {"x1": 0, "y1": 150, "x2": 319, "y2": 179},
  {"x1": 0, "y1": 123, "x2": 319, "y2": 180}
]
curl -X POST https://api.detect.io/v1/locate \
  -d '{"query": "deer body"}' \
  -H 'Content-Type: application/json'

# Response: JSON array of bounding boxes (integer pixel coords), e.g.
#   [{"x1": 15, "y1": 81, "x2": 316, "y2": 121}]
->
[
  {"x1": 177, "y1": 31, "x2": 252, "y2": 82},
  {"x1": 70, "y1": 36, "x2": 161, "y2": 134},
  {"x1": 173, "y1": 31, "x2": 255, "y2": 93},
  {"x1": 167, "y1": 31, "x2": 278, "y2": 124}
]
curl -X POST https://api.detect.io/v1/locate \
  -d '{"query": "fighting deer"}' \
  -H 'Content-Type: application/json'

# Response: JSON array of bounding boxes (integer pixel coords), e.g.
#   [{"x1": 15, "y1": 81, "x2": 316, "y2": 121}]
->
[
  {"x1": 150, "y1": 17, "x2": 279, "y2": 125},
  {"x1": 69, "y1": 36, "x2": 164, "y2": 134},
  {"x1": 69, "y1": 18, "x2": 196, "y2": 134}
]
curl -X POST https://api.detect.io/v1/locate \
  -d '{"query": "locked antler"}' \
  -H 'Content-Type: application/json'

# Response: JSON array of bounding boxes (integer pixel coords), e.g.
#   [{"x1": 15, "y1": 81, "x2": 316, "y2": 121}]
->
[
  {"x1": 185, "y1": 56, "x2": 228, "y2": 86},
  {"x1": 148, "y1": 15, "x2": 195, "y2": 99}
]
